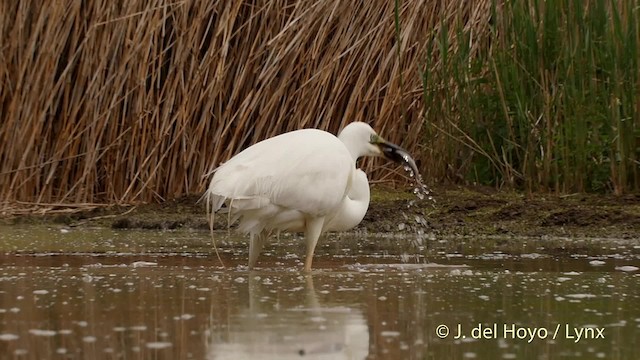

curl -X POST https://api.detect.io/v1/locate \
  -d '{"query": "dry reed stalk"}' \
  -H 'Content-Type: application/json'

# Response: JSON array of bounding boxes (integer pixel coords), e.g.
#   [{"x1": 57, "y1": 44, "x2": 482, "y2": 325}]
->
[{"x1": 1, "y1": 0, "x2": 493, "y2": 211}]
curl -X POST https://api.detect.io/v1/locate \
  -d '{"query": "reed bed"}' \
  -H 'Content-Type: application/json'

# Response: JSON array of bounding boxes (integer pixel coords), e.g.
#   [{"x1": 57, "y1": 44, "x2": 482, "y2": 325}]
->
[
  {"x1": 1, "y1": 0, "x2": 638, "y2": 212},
  {"x1": 421, "y1": 0, "x2": 640, "y2": 193}
]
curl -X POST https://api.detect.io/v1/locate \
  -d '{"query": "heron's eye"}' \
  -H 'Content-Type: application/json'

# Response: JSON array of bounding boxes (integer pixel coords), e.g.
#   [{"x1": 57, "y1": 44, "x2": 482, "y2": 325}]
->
[{"x1": 369, "y1": 134, "x2": 378, "y2": 143}]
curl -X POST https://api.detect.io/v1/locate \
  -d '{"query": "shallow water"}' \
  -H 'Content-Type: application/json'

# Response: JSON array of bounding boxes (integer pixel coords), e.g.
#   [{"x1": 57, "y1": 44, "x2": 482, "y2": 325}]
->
[{"x1": 0, "y1": 225, "x2": 638, "y2": 359}]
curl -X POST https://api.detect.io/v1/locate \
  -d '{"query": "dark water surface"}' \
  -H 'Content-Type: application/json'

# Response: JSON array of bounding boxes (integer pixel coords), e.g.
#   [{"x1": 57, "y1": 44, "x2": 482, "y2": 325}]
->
[{"x1": 0, "y1": 226, "x2": 638, "y2": 359}]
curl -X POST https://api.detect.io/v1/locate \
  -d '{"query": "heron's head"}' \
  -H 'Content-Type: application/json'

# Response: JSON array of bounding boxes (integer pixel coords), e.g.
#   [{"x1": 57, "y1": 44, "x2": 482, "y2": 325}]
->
[
  {"x1": 337, "y1": 122, "x2": 407, "y2": 160},
  {"x1": 367, "y1": 133, "x2": 406, "y2": 162},
  {"x1": 338, "y1": 122, "x2": 420, "y2": 175}
]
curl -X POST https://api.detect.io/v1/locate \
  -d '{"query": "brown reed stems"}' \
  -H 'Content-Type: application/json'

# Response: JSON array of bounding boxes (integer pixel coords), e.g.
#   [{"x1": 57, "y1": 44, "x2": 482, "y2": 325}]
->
[
  {"x1": 5, "y1": 0, "x2": 635, "y2": 213},
  {"x1": 3, "y1": 0, "x2": 484, "y2": 210}
]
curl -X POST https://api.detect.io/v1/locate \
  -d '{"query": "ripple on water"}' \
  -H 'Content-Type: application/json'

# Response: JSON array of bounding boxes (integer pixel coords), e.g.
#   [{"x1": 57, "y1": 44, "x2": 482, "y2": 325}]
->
[
  {"x1": 615, "y1": 265, "x2": 639, "y2": 272},
  {"x1": 28, "y1": 329, "x2": 56, "y2": 337},
  {"x1": 146, "y1": 342, "x2": 172, "y2": 349},
  {"x1": 0, "y1": 334, "x2": 19, "y2": 341}
]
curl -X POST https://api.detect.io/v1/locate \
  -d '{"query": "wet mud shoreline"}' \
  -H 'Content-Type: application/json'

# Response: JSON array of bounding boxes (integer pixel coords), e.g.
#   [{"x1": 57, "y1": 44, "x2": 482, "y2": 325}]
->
[{"x1": 5, "y1": 186, "x2": 640, "y2": 247}]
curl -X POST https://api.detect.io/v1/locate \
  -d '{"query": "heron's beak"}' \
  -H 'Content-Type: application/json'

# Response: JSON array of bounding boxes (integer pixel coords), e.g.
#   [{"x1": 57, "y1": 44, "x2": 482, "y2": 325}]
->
[{"x1": 370, "y1": 135, "x2": 421, "y2": 178}]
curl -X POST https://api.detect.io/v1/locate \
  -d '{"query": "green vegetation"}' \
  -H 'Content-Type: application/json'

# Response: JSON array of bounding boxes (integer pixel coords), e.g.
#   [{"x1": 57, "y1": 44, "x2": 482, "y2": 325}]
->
[
  {"x1": 420, "y1": 0, "x2": 639, "y2": 193},
  {"x1": 1, "y1": 1, "x2": 638, "y2": 213}
]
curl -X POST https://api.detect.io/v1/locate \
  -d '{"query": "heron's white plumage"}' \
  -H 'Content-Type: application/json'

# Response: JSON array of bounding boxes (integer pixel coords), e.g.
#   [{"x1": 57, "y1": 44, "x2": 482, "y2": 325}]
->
[
  {"x1": 208, "y1": 129, "x2": 352, "y2": 215},
  {"x1": 205, "y1": 122, "x2": 384, "y2": 271},
  {"x1": 323, "y1": 169, "x2": 370, "y2": 231}
]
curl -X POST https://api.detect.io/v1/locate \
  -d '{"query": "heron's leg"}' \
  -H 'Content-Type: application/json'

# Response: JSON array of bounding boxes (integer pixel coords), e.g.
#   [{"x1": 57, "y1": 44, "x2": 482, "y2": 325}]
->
[
  {"x1": 303, "y1": 216, "x2": 325, "y2": 272},
  {"x1": 248, "y1": 231, "x2": 267, "y2": 269}
]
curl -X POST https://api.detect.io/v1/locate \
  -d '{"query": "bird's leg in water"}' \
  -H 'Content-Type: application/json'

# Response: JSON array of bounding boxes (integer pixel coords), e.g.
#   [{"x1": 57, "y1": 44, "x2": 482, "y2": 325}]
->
[
  {"x1": 303, "y1": 217, "x2": 325, "y2": 272},
  {"x1": 248, "y1": 231, "x2": 267, "y2": 269}
]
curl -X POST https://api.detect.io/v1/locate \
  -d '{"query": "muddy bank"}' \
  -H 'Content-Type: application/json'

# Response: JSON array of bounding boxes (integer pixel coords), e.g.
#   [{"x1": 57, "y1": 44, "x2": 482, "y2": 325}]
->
[
  {"x1": 362, "y1": 186, "x2": 640, "y2": 240},
  {"x1": 5, "y1": 186, "x2": 640, "y2": 243}
]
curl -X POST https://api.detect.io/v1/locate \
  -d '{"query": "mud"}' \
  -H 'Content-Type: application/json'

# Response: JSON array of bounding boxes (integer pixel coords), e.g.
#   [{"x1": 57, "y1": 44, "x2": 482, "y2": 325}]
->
[{"x1": 4, "y1": 186, "x2": 640, "y2": 241}]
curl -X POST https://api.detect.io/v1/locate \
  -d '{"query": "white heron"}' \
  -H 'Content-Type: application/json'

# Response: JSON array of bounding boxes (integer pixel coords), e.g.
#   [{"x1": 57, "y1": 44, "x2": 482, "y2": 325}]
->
[{"x1": 204, "y1": 122, "x2": 419, "y2": 271}]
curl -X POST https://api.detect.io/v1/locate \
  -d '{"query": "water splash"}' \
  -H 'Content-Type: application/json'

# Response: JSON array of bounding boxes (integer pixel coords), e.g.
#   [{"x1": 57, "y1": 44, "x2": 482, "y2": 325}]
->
[
  {"x1": 396, "y1": 152, "x2": 434, "y2": 204},
  {"x1": 381, "y1": 143, "x2": 433, "y2": 202},
  {"x1": 393, "y1": 149, "x2": 435, "y2": 263}
]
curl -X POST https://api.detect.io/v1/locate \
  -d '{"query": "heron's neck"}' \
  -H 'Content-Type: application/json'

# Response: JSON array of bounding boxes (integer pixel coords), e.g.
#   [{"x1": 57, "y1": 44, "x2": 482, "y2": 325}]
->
[
  {"x1": 324, "y1": 170, "x2": 370, "y2": 231},
  {"x1": 339, "y1": 135, "x2": 365, "y2": 162}
]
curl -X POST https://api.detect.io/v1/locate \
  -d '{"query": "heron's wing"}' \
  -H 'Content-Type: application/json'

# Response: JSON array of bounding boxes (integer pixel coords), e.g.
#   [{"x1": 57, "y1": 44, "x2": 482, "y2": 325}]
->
[{"x1": 206, "y1": 129, "x2": 354, "y2": 217}]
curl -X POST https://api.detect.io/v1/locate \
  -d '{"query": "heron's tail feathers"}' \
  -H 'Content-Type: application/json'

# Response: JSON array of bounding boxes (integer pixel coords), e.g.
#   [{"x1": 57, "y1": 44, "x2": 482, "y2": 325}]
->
[
  {"x1": 201, "y1": 189, "x2": 226, "y2": 213},
  {"x1": 201, "y1": 188, "x2": 225, "y2": 268}
]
